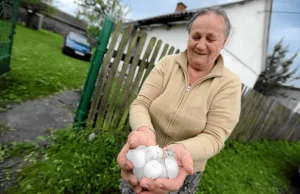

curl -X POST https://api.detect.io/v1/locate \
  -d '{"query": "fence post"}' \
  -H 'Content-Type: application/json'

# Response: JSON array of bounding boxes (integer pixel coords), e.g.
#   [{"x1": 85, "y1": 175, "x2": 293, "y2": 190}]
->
[
  {"x1": 74, "y1": 15, "x2": 115, "y2": 131},
  {"x1": 8, "y1": 0, "x2": 19, "y2": 58}
]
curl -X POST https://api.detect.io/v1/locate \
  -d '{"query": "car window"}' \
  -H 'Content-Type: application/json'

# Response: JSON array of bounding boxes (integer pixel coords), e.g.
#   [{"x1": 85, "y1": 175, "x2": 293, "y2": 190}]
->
[{"x1": 68, "y1": 32, "x2": 91, "y2": 47}]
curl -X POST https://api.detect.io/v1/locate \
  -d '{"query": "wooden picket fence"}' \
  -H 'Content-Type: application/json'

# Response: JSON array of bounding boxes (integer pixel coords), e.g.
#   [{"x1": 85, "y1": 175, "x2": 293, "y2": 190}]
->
[
  {"x1": 86, "y1": 21, "x2": 300, "y2": 142},
  {"x1": 86, "y1": 21, "x2": 179, "y2": 132},
  {"x1": 231, "y1": 86, "x2": 300, "y2": 141}
]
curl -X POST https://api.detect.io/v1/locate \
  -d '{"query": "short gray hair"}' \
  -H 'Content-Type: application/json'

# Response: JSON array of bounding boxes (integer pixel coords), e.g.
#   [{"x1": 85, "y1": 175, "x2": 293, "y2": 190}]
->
[{"x1": 187, "y1": 7, "x2": 231, "y2": 37}]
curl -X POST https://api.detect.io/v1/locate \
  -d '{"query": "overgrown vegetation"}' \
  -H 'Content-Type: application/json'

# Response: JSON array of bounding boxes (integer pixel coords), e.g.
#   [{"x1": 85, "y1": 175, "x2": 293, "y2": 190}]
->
[
  {"x1": 0, "y1": 25, "x2": 90, "y2": 106},
  {"x1": 3, "y1": 127, "x2": 299, "y2": 194},
  {"x1": 6, "y1": 127, "x2": 129, "y2": 194}
]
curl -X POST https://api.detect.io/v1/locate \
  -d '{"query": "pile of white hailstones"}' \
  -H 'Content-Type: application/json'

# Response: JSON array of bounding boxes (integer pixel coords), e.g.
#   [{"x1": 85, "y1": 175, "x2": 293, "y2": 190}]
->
[{"x1": 126, "y1": 145, "x2": 179, "y2": 181}]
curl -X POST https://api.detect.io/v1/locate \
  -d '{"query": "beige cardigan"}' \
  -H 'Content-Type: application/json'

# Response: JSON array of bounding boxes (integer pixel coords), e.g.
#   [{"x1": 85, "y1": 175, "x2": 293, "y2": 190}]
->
[{"x1": 129, "y1": 51, "x2": 241, "y2": 172}]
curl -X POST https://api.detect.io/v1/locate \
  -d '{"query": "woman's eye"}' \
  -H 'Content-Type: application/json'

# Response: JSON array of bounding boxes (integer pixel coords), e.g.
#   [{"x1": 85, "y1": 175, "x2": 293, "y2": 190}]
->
[
  {"x1": 192, "y1": 36, "x2": 200, "y2": 40},
  {"x1": 207, "y1": 38, "x2": 216, "y2": 42}
]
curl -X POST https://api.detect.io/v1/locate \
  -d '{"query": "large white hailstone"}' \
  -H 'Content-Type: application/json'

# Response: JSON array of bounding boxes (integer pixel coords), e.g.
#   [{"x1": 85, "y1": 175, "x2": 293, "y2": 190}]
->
[
  {"x1": 133, "y1": 167, "x2": 145, "y2": 182},
  {"x1": 157, "y1": 159, "x2": 168, "y2": 178},
  {"x1": 126, "y1": 149, "x2": 146, "y2": 168},
  {"x1": 165, "y1": 157, "x2": 179, "y2": 179},
  {"x1": 145, "y1": 146, "x2": 163, "y2": 162},
  {"x1": 136, "y1": 145, "x2": 148, "y2": 154},
  {"x1": 144, "y1": 160, "x2": 164, "y2": 179}
]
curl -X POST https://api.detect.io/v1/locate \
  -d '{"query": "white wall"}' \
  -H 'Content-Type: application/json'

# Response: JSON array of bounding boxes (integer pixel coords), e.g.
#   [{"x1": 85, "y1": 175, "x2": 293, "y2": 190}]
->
[{"x1": 138, "y1": 0, "x2": 272, "y2": 88}]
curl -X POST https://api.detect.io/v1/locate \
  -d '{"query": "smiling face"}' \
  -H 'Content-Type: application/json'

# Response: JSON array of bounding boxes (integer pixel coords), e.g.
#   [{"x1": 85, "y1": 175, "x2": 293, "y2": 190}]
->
[{"x1": 187, "y1": 13, "x2": 227, "y2": 70}]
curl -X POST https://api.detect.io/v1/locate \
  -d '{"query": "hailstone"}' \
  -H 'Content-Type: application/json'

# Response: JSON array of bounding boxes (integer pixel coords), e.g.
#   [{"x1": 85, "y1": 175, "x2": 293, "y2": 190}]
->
[
  {"x1": 165, "y1": 157, "x2": 179, "y2": 179},
  {"x1": 145, "y1": 146, "x2": 163, "y2": 162},
  {"x1": 126, "y1": 145, "x2": 179, "y2": 181},
  {"x1": 126, "y1": 149, "x2": 146, "y2": 168},
  {"x1": 133, "y1": 167, "x2": 145, "y2": 181},
  {"x1": 137, "y1": 145, "x2": 148, "y2": 153},
  {"x1": 157, "y1": 159, "x2": 168, "y2": 178},
  {"x1": 144, "y1": 160, "x2": 164, "y2": 179}
]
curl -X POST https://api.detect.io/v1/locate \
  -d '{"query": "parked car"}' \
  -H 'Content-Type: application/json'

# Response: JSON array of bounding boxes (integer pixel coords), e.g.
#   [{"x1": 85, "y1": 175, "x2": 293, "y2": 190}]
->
[{"x1": 62, "y1": 32, "x2": 92, "y2": 61}]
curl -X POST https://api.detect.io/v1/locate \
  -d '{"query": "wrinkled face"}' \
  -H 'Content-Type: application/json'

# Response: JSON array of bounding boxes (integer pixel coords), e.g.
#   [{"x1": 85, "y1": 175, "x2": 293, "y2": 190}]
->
[{"x1": 187, "y1": 13, "x2": 227, "y2": 70}]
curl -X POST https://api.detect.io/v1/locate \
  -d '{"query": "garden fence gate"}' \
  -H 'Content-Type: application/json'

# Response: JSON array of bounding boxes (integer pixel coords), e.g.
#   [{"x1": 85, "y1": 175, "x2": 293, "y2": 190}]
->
[{"x1": 0, "y1": 0, "x2": 19, "y2": 77}]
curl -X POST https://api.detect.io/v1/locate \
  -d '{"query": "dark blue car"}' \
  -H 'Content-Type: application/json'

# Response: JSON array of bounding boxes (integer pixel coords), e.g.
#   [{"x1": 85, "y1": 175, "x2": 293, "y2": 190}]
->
[{"x1": 62, "y1": 32, "x2": 92, "y2": 61}]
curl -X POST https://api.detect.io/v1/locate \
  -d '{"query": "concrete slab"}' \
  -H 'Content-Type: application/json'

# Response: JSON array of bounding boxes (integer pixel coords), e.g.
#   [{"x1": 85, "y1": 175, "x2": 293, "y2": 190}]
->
[{"x1": 0, "y1": 90, "x2": 81, "y2": 144}]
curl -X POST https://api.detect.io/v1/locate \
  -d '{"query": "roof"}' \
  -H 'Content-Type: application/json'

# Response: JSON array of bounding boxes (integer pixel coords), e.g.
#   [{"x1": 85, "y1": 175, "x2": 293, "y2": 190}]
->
[{"x1": 128, "y1": 0, "x2": 257, "y2": 27}]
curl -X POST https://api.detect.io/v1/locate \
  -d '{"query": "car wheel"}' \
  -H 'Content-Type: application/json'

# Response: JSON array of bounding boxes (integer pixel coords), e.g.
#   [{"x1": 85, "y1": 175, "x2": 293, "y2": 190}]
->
[{"x1": 62, "y1": 47, "x2": 67, "y2": 54}]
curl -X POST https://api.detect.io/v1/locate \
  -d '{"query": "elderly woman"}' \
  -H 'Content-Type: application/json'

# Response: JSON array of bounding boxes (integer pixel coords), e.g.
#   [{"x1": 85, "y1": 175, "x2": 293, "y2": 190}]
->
[{"x1": 117, "y1": 7, "x2": 241, "y2": 194}]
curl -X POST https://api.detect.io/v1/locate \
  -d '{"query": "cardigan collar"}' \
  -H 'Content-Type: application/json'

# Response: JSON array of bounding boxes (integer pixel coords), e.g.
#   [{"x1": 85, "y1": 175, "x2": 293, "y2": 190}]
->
[{"x1": 175, "y1": 50, "x2": 224, "y2": 78}]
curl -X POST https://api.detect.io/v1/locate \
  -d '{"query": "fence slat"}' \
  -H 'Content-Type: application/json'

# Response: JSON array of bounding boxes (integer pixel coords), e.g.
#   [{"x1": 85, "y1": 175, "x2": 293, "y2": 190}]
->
[
  {"x1": 159, "y1": 44, "x2": 169, "y2": 60},
  {"x1": 95, "y1": 24, "x2": 133, "y2": 130},
  {"x1": 231, "y1": 89, "x2": 256, "y2": 140},
  {"x1": 239, "y1": 91, "x2": 262, "y2": 141},
  {"x1": 168, "y1": 46, "x2": 175, "y2": 55},
  {"x1": 102, "y1": 28, "x2": 140, "y2": 130},
  {"x1": 250, "y1": 97, "x2": 274, "y2": 140},
  {"x1": 143, "y1": 39, "x2": 162, "y2": 83},
  {"x1": 87, "y1": 21, "x2": 123, "y2": 129},
  {"x1": 118, "y1": 37, "x2": 157, "y2": 129},
  {"x1": 247, "y1": 95, "x2": 267, "y2": 141},
  {"x1": 111, "y1": 32, "x2": 148, "y2": 126}
]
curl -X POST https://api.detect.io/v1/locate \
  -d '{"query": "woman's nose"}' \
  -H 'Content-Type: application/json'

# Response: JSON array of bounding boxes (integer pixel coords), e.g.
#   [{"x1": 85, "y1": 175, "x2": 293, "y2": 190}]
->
[{"x1": 196, "y1": 38, "x2": 206, "y2": 50}]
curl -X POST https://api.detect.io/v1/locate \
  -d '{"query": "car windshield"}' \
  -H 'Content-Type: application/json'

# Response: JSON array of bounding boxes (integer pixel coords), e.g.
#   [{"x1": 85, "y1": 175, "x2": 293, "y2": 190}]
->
[{"x1": 68, "y1": 32, "x2": 90, "y2": 47}]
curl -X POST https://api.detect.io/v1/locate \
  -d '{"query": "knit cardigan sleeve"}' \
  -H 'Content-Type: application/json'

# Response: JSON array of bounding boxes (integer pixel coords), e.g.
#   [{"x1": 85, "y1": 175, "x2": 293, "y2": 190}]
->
[
  {"x1": 175, "y1": 76, "x2": 242, "y2": 162},
  {"x1": 129, "y1": 57, "x2": 166, "y2": 133}
]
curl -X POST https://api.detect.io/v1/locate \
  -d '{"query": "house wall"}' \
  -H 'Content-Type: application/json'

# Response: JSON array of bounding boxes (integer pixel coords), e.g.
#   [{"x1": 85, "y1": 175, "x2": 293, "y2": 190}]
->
[{"x1": 138, "y1": 0, "x2": 272, "y2": 88}]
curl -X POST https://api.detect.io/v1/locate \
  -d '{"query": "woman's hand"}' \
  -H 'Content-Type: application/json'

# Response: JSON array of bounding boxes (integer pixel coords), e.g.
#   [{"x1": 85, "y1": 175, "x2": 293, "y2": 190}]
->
[
  {"x1": 139, "y1": 144, "x2": 194, "y2": 194},
  {"x1": 117, "y1": 127, "x2": 156, "y2": 193}
]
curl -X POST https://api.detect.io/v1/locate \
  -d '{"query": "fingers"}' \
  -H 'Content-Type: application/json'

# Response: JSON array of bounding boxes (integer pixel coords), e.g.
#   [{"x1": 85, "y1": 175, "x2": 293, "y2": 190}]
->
[
  {"x1": 121, "y1": 170, "x2": 138, "y2": 186},
  {"x1": 180, "y1": 151, "x2": 194, "y2": 175},
  {"x1": 127, "y1": 131, "x2": 156, "y2": 149},
  {"x1": 163, "y1": 144, "x2": 194, "y2": 175},
  {"x1": 132, "y1": 184, "x2": 143, "y2": 193},
  {"x1": 155, "y1": 168, "x2": 187, "y2": 191},
  {"x1": 117, "y1": 144, "x2": 134, "y2": 170},
  {"x1": 121, "y1": 170, "x2": 143, "y2": 193},
  {"x1": 140, "y1": 191, "x2": 166, "y2": 194},
  {"x1": 140, "y1": 177, "x2": 155, "y2": 191}
]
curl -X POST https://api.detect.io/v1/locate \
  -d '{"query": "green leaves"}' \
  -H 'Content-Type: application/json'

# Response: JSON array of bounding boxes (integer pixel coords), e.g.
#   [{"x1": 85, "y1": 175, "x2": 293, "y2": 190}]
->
[{"x1": 76, "y1": 0, "x2": 130, "y2": 27}]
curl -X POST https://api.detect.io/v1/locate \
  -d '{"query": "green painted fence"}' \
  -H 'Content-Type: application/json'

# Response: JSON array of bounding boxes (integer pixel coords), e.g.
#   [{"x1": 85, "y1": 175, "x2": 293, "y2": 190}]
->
[
  {"x1": 80, "y1": 21, "x2": 300, "y2": 142},
  {"x1": 0, "y1": 0, "x2": 19, "y2": 77}
]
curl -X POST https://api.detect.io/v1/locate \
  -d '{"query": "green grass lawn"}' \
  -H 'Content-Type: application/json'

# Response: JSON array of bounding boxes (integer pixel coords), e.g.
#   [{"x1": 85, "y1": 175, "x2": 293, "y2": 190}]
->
[
  {"x1": 0, "y1": 25, "x2": 90, "y2": 106},
  {"x1": 3, "y1": 127, "x2": 300, "y2": 194}
]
